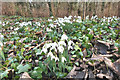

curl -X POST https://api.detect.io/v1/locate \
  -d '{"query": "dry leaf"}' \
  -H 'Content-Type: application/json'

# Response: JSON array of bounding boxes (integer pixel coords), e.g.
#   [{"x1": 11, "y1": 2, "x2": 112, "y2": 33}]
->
[
  {"x1": 104, "y1": 57, "x2": 120, "y2": 76},
  {"x1": 35, "y1": 31, "x2": 43, "y2": 35},
  {"x1": 19, "y1": 72, "x2": 34, "y2": 80},
  {"x1": 96, "y1": 73, "x2": 112, "y2": 80},
  {"x1": 94, "y1": 40, "x2": 111, "y2": 54}
]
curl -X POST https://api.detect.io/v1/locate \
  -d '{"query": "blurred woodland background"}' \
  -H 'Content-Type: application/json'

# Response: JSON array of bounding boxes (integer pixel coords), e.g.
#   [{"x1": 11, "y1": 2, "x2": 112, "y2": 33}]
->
[{"x1": 0, "y1": 2, "x2": 120, "y2": 18}]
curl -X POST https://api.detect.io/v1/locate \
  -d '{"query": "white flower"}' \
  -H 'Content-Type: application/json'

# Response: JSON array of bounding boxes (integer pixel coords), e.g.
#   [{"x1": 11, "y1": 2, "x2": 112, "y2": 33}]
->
[
  {"x1": 86, "y1": 15, "x2": 89, "y2": 20},
  {"x1": 43, "y1": 43, "x2": 51, "y2": 49},
  {"x1": 61, "y1": 34, "x2": 68, "y2": 40},
  {"x1": 74, "y1": 15, "x2": 77, "y2": 18},
  {"x1": 48, "y1": 19, "x2": 52, "y2": 22},
  {"x1": 76, "y1": 19, "x2": 82, "y2": 23},
  {"x1": 58, "y1": 46, "x2": 64, "y2": 53},
  {"x1": 0, "y1": 34, "x2": 4, "y2": 40},
  {"x1": 0, "y1": 21, "x2": 2, "y2": 24},
  {"x1": 55, "y1": 57, "x2": 59, "y2": 62},
  {"x1": 47, "y1": 51, "x2": 56, "y2": 60},
  {"x1": 47, "y1": 51, "x2": 53, "y2": 57},
  {"x1": 15, "y1": 22, "x2": 19, "y2": 24},
  {"x1": 2, "y1": 23, "x2": 5, "y2": 26},
  {"x1": 49, "y1": 23, "x2": 56, "y2": 28},
  {"x1": 68, "y1": 40, "x2": 74, "y2": 50},
  {"x1": 78, "y1": 16, "x2": 81, "y2": 19},
  {"x1": 68, "y1": 46, "x2": 73, "y2": 50},
  {"x1": 35, "y1": 22, "x2": 41, "y2": 26},
  {"x1": 0, "y1": 41, "x2": 3, "y2": 47},
  {"x1": 36, "y1": 52, "x2": 41, "y2": 55},
  {"x1": 10, "y1": 27, "x2": 13, "y2": 30},
  {"x1": 41, "y1": 47, "x2": 48, "y2": 53},
  {"x1": 28, "y1": 21, "x2": 32, "y2": 25},
  {"x1": 68, "y1": 15, "x2": 72, "y2": 19},
  {"x1": 29, "y1": 0, "x2": 32, "y2": 3},
  {"x1": 51, "y1": 16, "x2": 54, "y2": 18},
  {"x1": 46, "y1": 28, "x2": 52, "y2": 32},
  {"x1": 10, "y1": 31, "x2": 17, "y2": 34},
  {"x1": 61, "y1": 56, "x2": 66, "y2": 63},
  {"x1": 73, "y1": 19, "x2": 76, "y2": 22},
  {"x1": 58, "y1": 41, "x2": 66, "y2": 46},
  {"x1": 68, "y1": 40, "x2": 74, "y2": 46},
  {"x1": 50, "y1": 42, "x2": 58, "y2": 52},
  {"x1": 14, "y1": 27, "x2": 19, "y2": 31}
]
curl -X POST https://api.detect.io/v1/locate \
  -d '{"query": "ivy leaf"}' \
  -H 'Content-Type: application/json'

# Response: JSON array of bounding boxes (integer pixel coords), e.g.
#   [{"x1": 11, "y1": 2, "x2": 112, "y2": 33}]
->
[
  {"x1": 17, "y1": 64, "x2": 31, "y2": 74},
  {"x1": 0, "y1": 70, "x2": 9, "y2": 79},
  {"x1": 32, "y1": 67, "x2": 43, "y2": 78},
  {"x1": 75, "y1": 62, "x2": 79, "y2": 66},
  {"x1": 71, "y1": 51, "x2": 76, "y2": 55},
  {"x1": 56, "y1": 72, "x2": 67, "y2": 78}
]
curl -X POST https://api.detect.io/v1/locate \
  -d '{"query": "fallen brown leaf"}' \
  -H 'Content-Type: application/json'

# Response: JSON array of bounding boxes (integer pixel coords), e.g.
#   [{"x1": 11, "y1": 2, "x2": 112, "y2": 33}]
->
[
  {"x1": 35, "y1": 31, "x2": 43, "y2": 35},
  {"x1": 96, "y1": 73, "x2": 112, "y2": 80},
  {"x1": 19, "y1": 72, "x2": 34, "y2": 80},
  {"x1": 104, "y1": 57, "x2": 120, "y2": 76}
]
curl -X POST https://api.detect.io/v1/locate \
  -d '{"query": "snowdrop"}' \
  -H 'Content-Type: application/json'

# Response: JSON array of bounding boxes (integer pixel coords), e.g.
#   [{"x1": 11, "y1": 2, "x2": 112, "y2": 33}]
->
[
  {"x1": 19, "y1": 22, "x2": 29, "y2": 27},
  {"x1": 50, "y1": 42, "x2": 58, "y2": 52},
  {"x1": 51, "y1": 16, "x2": 54, "y2": 18},
  {"x1": 15, "y1": 22, "x2": 19, "y2": 24},
  {"x1": 46, "y1": 28, "x2": 52, "y2": 32},
  {"x1": 29, "y1": 0, "x2": 32, "y2": 3},
  {"x1": 40, "y1": 43, "x2": 52, "y2": 54},
  {"x1": 86, "y1": 15, "x2": 89, "y2": 20},
  {"x1": 2, "y1": 22, "x2": 5, "y2": 26},
  {"x1": 76, "y1": 19, "x2": 82, "y2": 23},
  {"x1": 78, "y1": 16, "x2": 81, "y2": 19},
  {"x1": 0, "y1": 21, "x2": 2, "y2": 24},
  {"x1": 14, "y1": 27, "x2": 19, "y2": 31},
  {"x1": 65, "y1": 19, "x2": 72, "y2": 24},
  {"x1": 28, "y1": 21, "x2": 32, "y2": 25},
  {"x1": 48, "y1": 19, "x2": 53, "y2": 22},
  {"x1": 58, "y1": 46, "x2": 64, "y2": 53},
  {"x1": 47, "y1": 51, "x2": 54, "y2": 57},
  {"x1": 47, "y1": 51, "x2": 58, "y2": 61},
  {"x1": 10, "y1": 31, "x2": 17, "y2": 34},
  {"x1": 74, "y1": 15, "x2": 77, "y2": 18},
  {"x1": 55, "y1": 57, "x2": 59, "y2": 62},
  {"x1": 0, "y1": 41, "x2": 3, "y2": 47},
  {"x1": 43, "y1": 43, "x2": 51, "y2": 49},
  {"x1": 10, "y1": 27, "x2": 13, "y2": 30},
  {"x1": 58, "y1": 41, "x2": 66, "y2": 47},
  {"x1": 58, "y1": 18, "x2": 65, "y2": 25},
  {"x1": 61, "y1": 34, "x2": 68, "y2": 40},
  {"x1": 35, "y1": 22, "x2": 41, "y2": 26},
  {"x1": 49, "y1": 23, "x2": 56, "y2": 28},
  {"x1": 68, "y1": 40, "x2": 74, "y2": 50},
  {"x1": 0, "y1": 33, "x2": 4, "y2": 40},
  {"x1": 73, "y1": 19, "x2": 76, "y2": 22},
  {"x1": 41, "y1": 47, "x2": 48, "y2": 54},
  {"x1": 61, "y1": 56, "x2": 66, "y2": 63}
]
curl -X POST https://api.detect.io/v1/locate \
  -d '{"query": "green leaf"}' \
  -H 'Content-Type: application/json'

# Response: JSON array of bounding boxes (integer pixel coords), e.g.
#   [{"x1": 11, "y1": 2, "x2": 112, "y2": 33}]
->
[
  {"x1": 74, "y1": 45, "x2": 81, "y2": 51},
  {"x1": 75, "y1": 62, "x2": 79, "y2": 66},
  {"x1": 32, "y1": 67, "x2": 43, "y2": 78},
  {"x1": 79, "y1": 52, "x2": 83, "y2": 57},
  {"x1": 17, "y1": 64, "x2": 31, "y2": 74},
  {"x1": 71, "y1": 51, "x2": 76, "y2": 55},
  {"x1": 65, "y1": 66, "x2": 73, "y2": 72},
  {"x1": 0, "y1": 49, "x2": 5, "y2": 61},
  {"x1": 56, "y1": 72, "x2": 67, "y2": 78},
  {"x1": 24, "y1": 44, "x2": 30, "y2": 48},
  {"x1": 0, "y1": 70, "x2": 9, "y2": 79}
]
